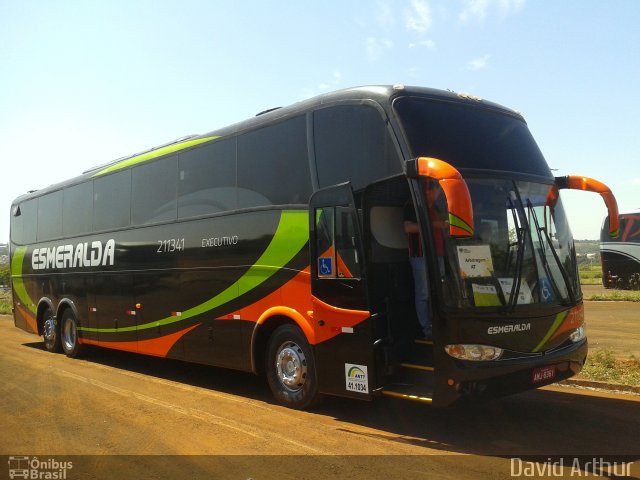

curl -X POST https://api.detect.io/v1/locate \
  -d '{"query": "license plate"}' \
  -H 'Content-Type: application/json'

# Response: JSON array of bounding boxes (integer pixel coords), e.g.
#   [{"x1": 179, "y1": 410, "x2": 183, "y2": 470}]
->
[{"x1": 532, "y1": 365, "x2": 556, "y2": 384}]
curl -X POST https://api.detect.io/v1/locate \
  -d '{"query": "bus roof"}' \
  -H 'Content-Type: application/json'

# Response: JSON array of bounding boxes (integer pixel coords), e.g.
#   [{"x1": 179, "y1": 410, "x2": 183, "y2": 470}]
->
[{"x1": 11, "y1": 85, "x2": 522, "y2": 205}]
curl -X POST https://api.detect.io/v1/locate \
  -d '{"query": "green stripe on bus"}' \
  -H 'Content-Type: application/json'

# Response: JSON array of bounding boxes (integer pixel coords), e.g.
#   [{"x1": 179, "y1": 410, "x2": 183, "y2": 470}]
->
[
  {"x1": 448, "y1": 213, "x2": 474, "y2": 236},
  {"x1": 10, "y1": 246, "x2": 36, "y2": 315},
  {"x1": 92, "y1": 136, "x2": 220, "y2": 177},
  {"x1": 78, "y1": 210, "x2": 309, "y2": 333},
  {"x1": 532, "y1": 310, "x2": 568, "y2": 353}
]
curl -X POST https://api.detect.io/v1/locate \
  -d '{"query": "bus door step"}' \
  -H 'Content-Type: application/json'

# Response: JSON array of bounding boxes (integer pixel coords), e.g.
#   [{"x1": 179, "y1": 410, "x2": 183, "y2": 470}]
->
[
  {"x1": 400, "y1": 362, "x2": 434, "y2": 372},
  {"x1": 406, "y1": 337, "x2": 434, "y2": 370},
  {"x1": 382, "y1": 353, "x2": 435, "y2": 404},
  {"x1": 381, "y1": 383, "x2": 434, "y2": 404}
]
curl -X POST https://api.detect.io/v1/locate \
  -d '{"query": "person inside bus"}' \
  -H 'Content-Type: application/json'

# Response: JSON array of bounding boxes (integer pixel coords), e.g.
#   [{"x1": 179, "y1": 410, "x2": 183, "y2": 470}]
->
[{"x1": 403, "y1": 182, "x2": 446, "y2": 339}]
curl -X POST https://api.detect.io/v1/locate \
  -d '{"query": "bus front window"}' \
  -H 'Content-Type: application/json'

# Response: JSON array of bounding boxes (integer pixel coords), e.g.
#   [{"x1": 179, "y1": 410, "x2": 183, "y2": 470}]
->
[{"x1": 438, "y1": 179, "x2": 579, "y2": 310}]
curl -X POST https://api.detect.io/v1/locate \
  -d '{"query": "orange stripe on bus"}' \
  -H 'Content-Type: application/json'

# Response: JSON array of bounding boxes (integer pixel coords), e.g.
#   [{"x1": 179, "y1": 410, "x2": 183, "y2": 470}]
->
[
  {"x1": 79, "y1": 323, "x2": 200, "y2": 357},
  {"x1": 16, "y1": 303, "x2": 38, "y2": 334},
  {"x1": 550, "y1": 303, "x2": 584, "y2": 341},
  {"x1": 222, "y1": 267, "x2": 370, "y2": 345}
]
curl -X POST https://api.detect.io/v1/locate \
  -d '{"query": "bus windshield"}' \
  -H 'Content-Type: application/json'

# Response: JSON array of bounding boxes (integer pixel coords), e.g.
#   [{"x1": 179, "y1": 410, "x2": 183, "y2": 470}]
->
[
  {"x1": 395, "y1": 96, "x2": 579, "y2": 310},
  {"x1": 435, "y1": 178, "x2": 579, "y2": 310},
  {"x1": 394, "y1": 96, "x2": 551, "y2": 178}
]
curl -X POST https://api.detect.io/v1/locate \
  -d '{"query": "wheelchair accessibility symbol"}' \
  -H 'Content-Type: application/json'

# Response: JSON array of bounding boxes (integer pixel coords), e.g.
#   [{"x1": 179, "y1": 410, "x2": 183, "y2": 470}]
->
[
  {"x1": 540, "y1": 277, "x2": 554, "y2": 303},
  {"x1": 318, "y1": 257, "x2": 334, "y2": 278}
]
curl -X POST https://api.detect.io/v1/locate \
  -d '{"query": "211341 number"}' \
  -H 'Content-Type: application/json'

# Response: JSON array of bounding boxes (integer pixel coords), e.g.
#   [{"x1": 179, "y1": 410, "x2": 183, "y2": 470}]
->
[{"x1": 157, "y1": 238, "x2": 185, "y2": 253}]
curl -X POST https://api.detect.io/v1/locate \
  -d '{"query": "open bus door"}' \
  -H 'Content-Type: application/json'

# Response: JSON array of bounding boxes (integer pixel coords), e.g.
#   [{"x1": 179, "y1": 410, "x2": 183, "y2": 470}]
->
[{"x1": 309, "y1": 182, "x2": 374, "y2": 400}]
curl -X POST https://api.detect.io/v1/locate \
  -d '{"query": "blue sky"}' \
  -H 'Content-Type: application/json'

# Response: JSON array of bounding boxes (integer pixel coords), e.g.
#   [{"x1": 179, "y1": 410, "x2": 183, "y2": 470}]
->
[{"x1": 1, "y1": 0, "x2": 638, "y2": 242}]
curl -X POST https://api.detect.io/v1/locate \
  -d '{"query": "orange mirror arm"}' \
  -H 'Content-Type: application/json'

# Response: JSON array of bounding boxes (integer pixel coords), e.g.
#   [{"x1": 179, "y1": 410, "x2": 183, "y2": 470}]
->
[
  {"x1": 555, "y1": 175, "x2": 620, "y2": 238},
  {"x1": 416, "y1": 157, "x2": 474, "y2": 237}
]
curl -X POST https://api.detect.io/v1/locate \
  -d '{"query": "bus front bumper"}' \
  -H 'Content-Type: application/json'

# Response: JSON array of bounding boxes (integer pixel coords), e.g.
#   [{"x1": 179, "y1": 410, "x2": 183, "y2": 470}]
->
[{"x1": 435, "y1": 339, "x2": 588, "y2": 407}]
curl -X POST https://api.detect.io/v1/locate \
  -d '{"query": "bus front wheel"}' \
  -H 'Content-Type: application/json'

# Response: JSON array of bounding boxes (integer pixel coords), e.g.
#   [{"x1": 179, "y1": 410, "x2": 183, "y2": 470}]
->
[
  {"x1": 60, "y1": 309, "x2": 85, "y2": 358},
  {"x1": 266, "y1": 324, "x2": 321, "y2": 410},
  {"x1": 42, "y1": 307, "x2": 62, "y2": 353}
]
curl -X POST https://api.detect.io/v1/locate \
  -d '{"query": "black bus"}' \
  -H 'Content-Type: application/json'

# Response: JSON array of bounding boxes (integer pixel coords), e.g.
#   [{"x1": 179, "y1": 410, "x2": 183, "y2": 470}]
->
[
  {"x1": 601, "y1": 211, "x2": 640, "y2": 289},
  {"x1": 10, "y1": 85, "x2": 619, "y2": 409}
]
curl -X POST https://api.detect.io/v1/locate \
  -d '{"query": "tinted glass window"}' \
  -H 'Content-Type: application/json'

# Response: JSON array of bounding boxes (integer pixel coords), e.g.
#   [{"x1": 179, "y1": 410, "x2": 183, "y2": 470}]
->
[
  {"x1": 63, "y1": 182, "x2": 93, "y2": 236},
  {"x1": 237, "y1": 116, "x2": 311, "y2": 207},
  {"x1": 178, "y1": 139, "x2": 237, "y2": 218},
  {"x1": 11, "y1": 198, "x2": 37, "y2": 244},
  {"x1": 603, "y1": 214, "x2": 640, "y2": 243},
  {"x1": 394, "y1": 97, "x2": 552, "y2": 177},
  {"x1": 93, "y1": 170, "x2": 131, "y2": 231},
  {"x1": 314, "y1": 105, "x2": 401, "y2": 190},
  {"x1": 132, "y1": 156, "x2": 178, "y2": 224},
  {"x1": 37, "y1": 190, "x2": 63, "y2": 241}
]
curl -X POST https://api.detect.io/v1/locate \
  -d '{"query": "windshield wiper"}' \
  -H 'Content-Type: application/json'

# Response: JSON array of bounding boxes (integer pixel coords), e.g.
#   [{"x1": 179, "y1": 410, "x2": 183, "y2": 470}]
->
[
  {"x1": 526, "y1": 199, "x2": 576, "y2": 304},
  {"x1": 503, "y1": 196, "x2": 527, "y2": 313}
]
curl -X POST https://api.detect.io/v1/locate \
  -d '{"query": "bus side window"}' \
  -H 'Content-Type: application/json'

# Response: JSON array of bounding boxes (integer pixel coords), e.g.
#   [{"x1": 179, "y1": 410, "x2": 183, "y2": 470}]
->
[
  {"x1": 132, "y1": 155, "x2": 178, "y2": 225},
  {"x1": 315, "y1": 206, "x2": 360, "y2": 279},
  {"x1": 335, "y1": 206, "x2": 360, "y2": 279},
  {"x1": 11, "y1": 198, "x2": 37, "y2": 245},
  {"x1": 93, "y1": 170, "x2": 131, "y2": 231},
  {"x1": 37, "y1": 190, "x2": 63, "y2": 241},
  {"x1": 316, "y1": 207, "x2": 336, "y2": 278}
]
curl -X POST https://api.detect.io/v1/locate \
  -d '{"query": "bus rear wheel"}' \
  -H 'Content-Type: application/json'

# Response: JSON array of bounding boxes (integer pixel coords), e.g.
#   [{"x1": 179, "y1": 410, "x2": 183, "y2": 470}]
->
[
  {"x1": 60, "y1": 309, "x2": 85, "y2": 358},
  {"x1": 266, "y1": 324, "x2": 321, "y2": 410},
  {"x1": 42, "y1": 307, "x2": 61, "y2": 353}
]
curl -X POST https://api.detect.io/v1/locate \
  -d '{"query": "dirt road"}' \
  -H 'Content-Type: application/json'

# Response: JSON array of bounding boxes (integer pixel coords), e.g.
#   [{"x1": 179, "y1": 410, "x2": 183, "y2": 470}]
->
[
  {"x1": 0, "y1": 314, "x2": 639, "y2": 479},
  {"x1": 583, "y1": 300, "x2": 640, "y2": 358}
]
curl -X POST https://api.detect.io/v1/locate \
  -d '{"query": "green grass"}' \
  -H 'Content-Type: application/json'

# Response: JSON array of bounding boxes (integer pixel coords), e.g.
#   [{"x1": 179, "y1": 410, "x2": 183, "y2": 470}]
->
[
  {"x1": 0, "y1": 290, "x2": 11, "y2": 315},
  {"x1": 579, "y1": 265, "x2": 605, "y2": 286},
  {"x1": 579, "y1": 264, "x2": 602, "y2": 281},
  {"x1": 578, "y1": 263, "x2": 640, "y2": 300},
  {"x1": 586, "y1": 290, "x2": 640, "y2": 302},
  {"x1": 579, "y1": 350, "x2": 640, "y2": 386}
]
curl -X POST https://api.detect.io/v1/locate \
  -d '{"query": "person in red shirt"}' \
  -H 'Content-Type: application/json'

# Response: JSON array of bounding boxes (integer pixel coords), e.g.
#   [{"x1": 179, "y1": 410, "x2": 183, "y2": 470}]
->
[{"x1": 403, "y1": 181, "x2": 447, "y2": 339}]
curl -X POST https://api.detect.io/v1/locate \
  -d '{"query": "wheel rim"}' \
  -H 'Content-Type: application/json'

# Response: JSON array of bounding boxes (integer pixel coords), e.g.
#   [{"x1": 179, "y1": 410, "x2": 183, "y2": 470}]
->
[
  {"x1": 43, "y1": 316, "x2": 56, "y2": 343},
  {"x1": 275, "y1": 341, "x2": 308, "y2": 392},
  {"x1": 62, "y1": 317, "x2": 76, "y2": 351}
]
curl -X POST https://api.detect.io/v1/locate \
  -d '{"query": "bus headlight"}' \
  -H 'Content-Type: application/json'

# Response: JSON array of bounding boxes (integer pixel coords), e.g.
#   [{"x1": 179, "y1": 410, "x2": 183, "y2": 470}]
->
[
  {"x1": 445, "y1": 344, "x2": 504, "y2": 361},
  {"x1": 569, "y1": 325, "x2": 586, "y2": 343}
]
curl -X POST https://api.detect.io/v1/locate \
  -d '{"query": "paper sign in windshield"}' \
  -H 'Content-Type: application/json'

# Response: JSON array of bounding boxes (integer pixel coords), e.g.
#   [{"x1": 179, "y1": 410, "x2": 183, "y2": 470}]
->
[
  {"x1": 457, "y1": 245, "x2": 494, "y2": 278},
  {"x1": 498, "y1": 278, "x2": 533, "y2": 304},
  {"x1": 472, "y1": 283, "x2": 501, "y2": 306}
]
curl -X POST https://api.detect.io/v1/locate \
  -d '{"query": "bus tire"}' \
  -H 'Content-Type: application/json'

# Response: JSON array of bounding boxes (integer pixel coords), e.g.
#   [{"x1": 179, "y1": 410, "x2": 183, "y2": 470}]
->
[
  {"x1": 266, "y1": 324, "x2": 321, "y2": 410},
  {"x1": 60, "y1": 309, "x2": 85, "y2": 358},
  {"x1": 42, "y1": 307, "x2": 62, "y2": 353}
]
